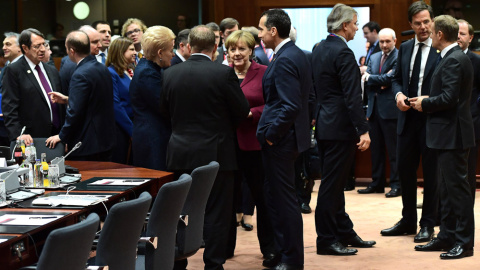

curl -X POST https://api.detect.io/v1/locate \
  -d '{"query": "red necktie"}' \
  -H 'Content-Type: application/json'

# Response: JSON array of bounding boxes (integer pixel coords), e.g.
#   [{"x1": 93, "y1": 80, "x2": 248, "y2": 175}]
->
[{"x1": 379, "y1": 53, "x2": 388, "y2": 73}]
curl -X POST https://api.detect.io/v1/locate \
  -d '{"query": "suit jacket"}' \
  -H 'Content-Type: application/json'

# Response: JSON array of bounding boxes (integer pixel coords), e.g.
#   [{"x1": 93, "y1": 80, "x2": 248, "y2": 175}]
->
[
  {"x1": 59, "y1": 55, "x2": 115, "y2": 157},
  {"x1": 366, "y1": 48, "x2": 398, "y2": 119},
  {"x1": 257, "y1": 41, "x2": 312, "y2": 153},
  {"x1": 392, "y1": 38, "x2": 439, "y2": 135},
  {"x1": 161, "y1": 54, "x2": 250, "y2": 171},
  {"x1": 312, "y1": 35, "x2": 369, "y2": 140},
  {"x1": 108, "y1": 66, "x2": 133, "y2": 137},
  {"x1": 467, "y1": 50, "x2": 480, "y2": 140},
  {"x1": 254, "y1": 44, "x2": 270, "y2": 66},
  {"x1": 2, "y1": 56, "x2": 64, "y2": 141},
  {"x1": 235, "y1": 60, "x2": 267, "y2": 151},
  {"x1": 58, "y1": 55, "x2": 76, "y2": 95},
  {"x1": 422, "y1": 46, "x2": 475, "y2": 150},
  {"x1": 170, "y1": 54, "x2": 183, "y2": 67},
  {"x1": 214, "y1": 46, "x2": 226, "y2": 64},
  {"x1": 365, "y1": 41, "x2": 381, "y2": 66}
]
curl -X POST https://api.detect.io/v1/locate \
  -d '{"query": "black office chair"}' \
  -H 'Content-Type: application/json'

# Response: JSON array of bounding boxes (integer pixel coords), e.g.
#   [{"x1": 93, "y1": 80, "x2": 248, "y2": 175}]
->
[
  {"x1": 10, "y1": 138, "x2": 65, "y2": 162},
  {"x1": 19, "y1": 213, "x2": 100, "y2": 270},
  {"x1": 0, "y1": 146, "x2": 10, "y2": 159},
  {"x1": 136, "y1": 174, "x2": 192, "y2": 270},
  {"x1": 92, "y1": 191, "x2": 152, "y2": 270},
  {"x1": 175, "y1": 161, "x2": 219, "y2": 261}
]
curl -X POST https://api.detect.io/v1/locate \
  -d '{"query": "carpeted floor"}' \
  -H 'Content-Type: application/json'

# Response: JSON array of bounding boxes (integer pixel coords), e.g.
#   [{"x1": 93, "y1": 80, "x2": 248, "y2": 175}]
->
[{"x1": 187, "y1": 180, "x2": 480, "y2": 269}]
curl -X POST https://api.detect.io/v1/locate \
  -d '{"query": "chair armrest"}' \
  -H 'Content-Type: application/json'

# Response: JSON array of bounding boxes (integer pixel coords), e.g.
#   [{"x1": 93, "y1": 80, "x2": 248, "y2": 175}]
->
[
  {"x1": 86, "y1": 266, "x2": 109, "y2": 270},
  {"x1": 138, "y1": 237, "x2": 157, "y2": 249}
]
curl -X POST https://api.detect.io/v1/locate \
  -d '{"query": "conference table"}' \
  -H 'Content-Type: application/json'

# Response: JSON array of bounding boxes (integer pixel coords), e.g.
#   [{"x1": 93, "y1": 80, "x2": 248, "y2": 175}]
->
[{"x1": 0, "y1": 161, "x2": 173, "y2": 270}]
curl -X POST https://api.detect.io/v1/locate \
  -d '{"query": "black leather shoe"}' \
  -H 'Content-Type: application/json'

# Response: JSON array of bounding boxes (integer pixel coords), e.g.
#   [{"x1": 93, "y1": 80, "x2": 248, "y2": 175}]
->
[
  {"x1": 262, "y1": 253, "x2": 281, "y2": 268},
  {"x1": 414, "y1": 227, "x2": 434, "y2": 243},
  {"x1": 381, "y1": 221, "x2": 416, "y2": 236},
  {"x1": 301, "y1": 203, "x2": 312, "y2": 214},
  {"x1": 340, "y1": 235, "x2": 376, "y2": 248},
  {"x1": 357, "y1": 186, "x2": 384, "y2": 194},
  {"x1": 415, "y1": 238, "x2": 452, "y2": 251},
  {"x1": 344, "y1": 177, "x2": 356, "y2": 191},
  {"x1": 317, "y1": 242, "x2": 357, "y2": 255},
  {"x1": 241, "y1": 218, "x2": 253, "y2": 231},
  {"x1": 440, "y1": 245, "x2": 473, "y2": 259},
  {"x1": 264, "y1": 262, "x2": 304, "y2": 270},
  {"x1": 385, "y1": 188, "x2": 402, "y2": 198}
]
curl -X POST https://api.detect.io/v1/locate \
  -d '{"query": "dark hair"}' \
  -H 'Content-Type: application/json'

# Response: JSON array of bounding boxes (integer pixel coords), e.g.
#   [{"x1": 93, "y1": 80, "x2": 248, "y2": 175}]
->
[
  {"x1": 261, "y1": 9, "x2": 291, "y2": 39},
  {"x1": 175, "y1": 29, "x2": 190, "y2": 49},
  {"x1": 408, "y1": 1, "x2": 434, "y2": 23},
  {"x1": 219, "y1": 18, "x2": 239, "y2": 32},
  {"x1": 106, "y1": 37, "x2": 133, "y2": 76},
  {"x1": 18, "y1": 28, "x2": 44, "y2": 54},
  {"x1": 66, "y1": 30, "x2": 90, "y2": 56},
  {"x1": 92, "y1": 20, "x2": 110, "y2": 30},
  {"x1": 363, "y1": 21, "x2": 380, "y2": 33},
  {"x1": 206, "y1": 22, "x2": 220, "y2": 32},
  {"x1": 188, "y1": 25, "x2": 215, "y2": 53}
]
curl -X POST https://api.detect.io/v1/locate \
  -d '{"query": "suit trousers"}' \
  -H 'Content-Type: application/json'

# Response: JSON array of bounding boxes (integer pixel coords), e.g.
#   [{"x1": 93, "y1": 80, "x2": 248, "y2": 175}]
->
[
  {"x1": 315, "y1": 140, "x2": 357, "y2": 247},
  {"x1": 436, "y1": 148, "x2": 475, "y2": 249},
  {"x1": 467, "y1": 142, "x2": 479, "y2": 202},
  {"x1": 397, "y1": 110, "x2": 438, "y2": 227},
  {"x1": 262, "y1": 130, "x2": 304, "y2": 266},
  {"x1": 368, "y1": 100, "x2": 399, "y2": 189}
]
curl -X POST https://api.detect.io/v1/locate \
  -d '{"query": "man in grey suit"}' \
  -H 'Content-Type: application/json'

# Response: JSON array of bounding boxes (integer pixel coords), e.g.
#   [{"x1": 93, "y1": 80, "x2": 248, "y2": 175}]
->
[
  {"x1": 358, "y1": 28, "x2": 400, "y2": 197},
  {"x1": 411, "y1": 15, "x2": 474, "y2": 260}
]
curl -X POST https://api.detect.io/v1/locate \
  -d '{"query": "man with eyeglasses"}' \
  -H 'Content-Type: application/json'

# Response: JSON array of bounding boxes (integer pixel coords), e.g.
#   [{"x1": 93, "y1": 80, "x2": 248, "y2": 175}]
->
[
  {"x1": 1, "y1": 28, "x2": 63, "y2": 145},
  {"x1": 122, "y1": 18, "x2": 147, "y2": 64}
]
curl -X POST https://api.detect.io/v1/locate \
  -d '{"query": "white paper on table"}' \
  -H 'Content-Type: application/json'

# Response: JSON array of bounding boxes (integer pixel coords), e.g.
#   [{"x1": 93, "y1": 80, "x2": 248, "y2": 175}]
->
[
  {"x1": 0, "y1": 238, "x2": 8, "y2": 244},
  {"x1": 0, "y1": 214, "x2": 64, "y2": 226},
  {"x1": 88, "y1": 179, "x2": 150, "y2": 186},
  {"x1": 32, "y1": 195, "x2": 111, "y2": 206},
  {"x1": 0, "y1": 158, "x2": 6, "y2": 168}
]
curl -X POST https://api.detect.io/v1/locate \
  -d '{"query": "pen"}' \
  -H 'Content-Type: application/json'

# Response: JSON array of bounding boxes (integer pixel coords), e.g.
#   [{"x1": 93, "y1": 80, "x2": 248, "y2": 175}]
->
[
  {"x1": 123, "y1": 180, "x2": 146, "y2": 182},
  {"x1": 29, "y1": 216, "x2": 57, "y2": 219}
]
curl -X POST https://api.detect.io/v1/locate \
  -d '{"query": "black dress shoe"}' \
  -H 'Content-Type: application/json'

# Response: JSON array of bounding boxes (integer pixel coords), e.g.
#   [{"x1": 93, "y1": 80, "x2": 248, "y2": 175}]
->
[
  {"x1": 265, "y1": 263, "x2": 304, "y2": 270},
  {"x1": 415, "y1": 238, "x2": 452, "y2": 251},
  {"x1": 340, "y1": 235, "x2": 376, "y2": 248},
  {"x1": 414, "y1": 227, "x2": 434, "y2": 243},
  {"x1": 440, "y1": 245, "x2": 474, "y2": 259},
  {"x1": 385, "y1": 188, "x2": 402, "y2": 198},
  {"x1": 317, "y1": 242, "x2": 357, "y2": 255},
  {"x1": 241, "y1": 218, "x2": 253, "y2": 231},
  {"x1": 381, "y1": 221, "x2": 416, "y2": 236},
  {"x1": 344, "y1": 177, "x2": 356, "y2": 191},
  {"x1": 262, "y1": 253, "x2": 281, "y2": 268},
  {"x1": 301, "y1": 203, "x2": 312, "y2": 214},
  {"x1": 357, "y1": 186, "x2": 384, "y2": 194}
]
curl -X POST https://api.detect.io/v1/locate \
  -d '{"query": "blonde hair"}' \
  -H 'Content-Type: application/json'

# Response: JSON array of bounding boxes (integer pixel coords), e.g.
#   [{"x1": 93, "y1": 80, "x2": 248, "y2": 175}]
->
[
  {"x1": 225, "y1": 30, "x2": 255, "y2": 52},
  {"x1": 141, "y1": 26, "x2": 175, "y2": 61},
  {"x1": 106, "y1": 37, "x2": 134, "y2": 77},
  {"x1": 121, "y1": 18, "x2": 147, "y2": 37}
]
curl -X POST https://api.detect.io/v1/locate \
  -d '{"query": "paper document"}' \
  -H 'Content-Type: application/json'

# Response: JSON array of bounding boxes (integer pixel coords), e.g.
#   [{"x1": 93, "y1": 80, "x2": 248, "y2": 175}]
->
[
  {"x1": 32, "y1": 194, "x2": 111, "y2": 207},
  {"x1": 88, "y1": 179, "x2": 150, "y2": 186},
  {"x1": 0, "y1": 214, "x2": 64, "y2": 226}
]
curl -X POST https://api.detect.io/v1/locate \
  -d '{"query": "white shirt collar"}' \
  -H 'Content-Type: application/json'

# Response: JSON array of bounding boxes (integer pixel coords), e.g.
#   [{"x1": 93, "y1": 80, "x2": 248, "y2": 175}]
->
[
  {"x1": 24, "y1": 56, "x2": 41, "y2": 70},
  {"x1": 191, "y1": 53, "x2": 212, "y2": 61},
  {"x1": 441, "y1": 43, "x2": 458, "y2": 58},
  {"x1": 274, "y1": 38, "x2": 291, "y2": 54},
  {"x1": 414, "y1": 36, "x2": 432, "y2": 47},
  {"x1": 176, "y1": 50, "x2": 186, "y2": 62},
  {"x1": 463, "y1": 48, "x2": 469, "y2": 54}
]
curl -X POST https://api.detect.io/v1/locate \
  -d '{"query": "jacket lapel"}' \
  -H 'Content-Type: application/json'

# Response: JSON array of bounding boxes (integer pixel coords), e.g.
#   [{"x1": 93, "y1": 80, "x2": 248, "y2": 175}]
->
[
  {"x1": 423, "y1": 46, "x2": 440, "y2": 79},
  {"x1": 241, "y1": 61, "x2": 259, "y2": 88}
]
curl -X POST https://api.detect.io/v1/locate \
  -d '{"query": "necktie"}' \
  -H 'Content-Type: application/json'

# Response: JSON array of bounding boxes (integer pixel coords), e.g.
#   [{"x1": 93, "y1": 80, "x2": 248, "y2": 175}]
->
[
  {"x1": 366, "y1": 46, "x2": 374, "y2": 63},
  {"x1": 34, "y1": 65, "x2": 60, "y2": 129},
  {"x1": 379, "y1": 53, "x2": 388, "y2": 73},
  {"x1": 99, "y1": 52, "x2": 105, "y2": 64},
  {"x1": 408, "y1": 43, "x2": 424, "y2": 98}
]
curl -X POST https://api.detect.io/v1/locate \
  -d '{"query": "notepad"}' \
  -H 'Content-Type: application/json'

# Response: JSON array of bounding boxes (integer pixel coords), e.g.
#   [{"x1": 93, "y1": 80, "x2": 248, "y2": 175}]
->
[
  {"x1": 32, "y1": 195, "x2": 111, "y2": 207},
  {"x1": 0, "y1": 214, "x2": 64, "y2": 226},
  {"x1": 87, "y1": 179, "x2": 150, "y2": 186}
]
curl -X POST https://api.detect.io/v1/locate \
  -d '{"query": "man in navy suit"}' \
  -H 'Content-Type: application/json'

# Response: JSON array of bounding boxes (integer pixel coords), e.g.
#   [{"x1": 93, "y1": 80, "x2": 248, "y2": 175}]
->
[
  {"x1": 256, "y1": 9, "x2": 312, "y2": 270},
  {"x1": 457, "y1": 19, "x2": 480, "y2": 202},
  {"x1": 170, "y1": 28, "x2": 190, "y2": 67},
  {"x1": 46, "y1": 30, "x2": 115, "y2": 161},
  {"x1": 312, "y1": 3, "x2": 375, "y2": 257},
  {"x1": 358, "y1": 28, "x2": 400, "y2": 197},
  {"x1": 381, "y1": 1, "x2": 440, "y2": 243},
  {"x1": 411, "y1": 15, "x2": 474, "y2": 259}
]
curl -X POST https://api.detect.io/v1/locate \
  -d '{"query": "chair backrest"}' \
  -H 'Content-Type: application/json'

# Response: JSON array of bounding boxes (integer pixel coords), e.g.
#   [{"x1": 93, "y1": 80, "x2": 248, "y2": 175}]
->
[
  {"x1": 10, "y1": 138, "x2": 65, "y2": 162},
  {"x1": 175, "y1": 161, "x2": 219, "y2": 260},
  {"x1": 95, "y1": 191, "x2": 152, "y2": 270},
  {"x1": 0, "y1": 146, "x2": 10, "y2": 159},
  {"x1": 144, "y1": 174, "x2": 192, "y2": 270},
  {"x1": 36, "y1": 213, "x2": 100, "y2": 270}
]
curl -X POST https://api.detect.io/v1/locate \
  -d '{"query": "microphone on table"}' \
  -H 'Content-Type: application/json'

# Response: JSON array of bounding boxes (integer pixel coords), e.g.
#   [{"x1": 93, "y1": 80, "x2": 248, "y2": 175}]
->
[
  {"x1": 10, "y1": 126, "x2": 26, "y2": 162},
  {"x1": 63, "y1": 142, "x2": 82, "y2": 160}
]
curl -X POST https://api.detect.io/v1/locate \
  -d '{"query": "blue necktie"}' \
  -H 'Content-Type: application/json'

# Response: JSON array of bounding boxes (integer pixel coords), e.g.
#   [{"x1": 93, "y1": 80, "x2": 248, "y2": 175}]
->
[{"x1": 100, "y1": 52, "x2": 105, "y2": 64}]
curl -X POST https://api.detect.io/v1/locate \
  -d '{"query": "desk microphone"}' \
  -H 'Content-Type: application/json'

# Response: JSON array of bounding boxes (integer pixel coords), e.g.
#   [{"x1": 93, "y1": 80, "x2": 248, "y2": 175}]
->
[
  {"x1": 63, "y1": 142, "x2": 82, "y2": 160},
  {"x1": 10, "y1": 126, "x2": 26, "y2": 162}
]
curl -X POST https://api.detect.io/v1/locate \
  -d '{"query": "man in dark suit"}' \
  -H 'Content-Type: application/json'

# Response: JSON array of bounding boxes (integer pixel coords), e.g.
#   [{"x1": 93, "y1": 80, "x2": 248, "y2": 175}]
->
[
  {"x1": 2, "y1": 28, "x2": 63, "y2": 145},
  {"x1": 360, "y1": 21, "x2": 381, "y2": 75},
  {"x1": 313, "y1": 3, "x2": 375, "y2": 257},
  {"x1": 160, "y1": 25, "x2": 249, "y2": 270},
  {"x1": 381, "y1": 1, "x2": 440, "y2": 243},
  {"x1": 46, "y1": 30, "x2": 115, "y2": 161},
  {"x1": 457, "y1": 19, "x2": 480, "y2": 202},
  {"x1": 411, "y1": 15, "x2": 475, "y2": 259},
  {"x1": 170, "y1": 28, "x2": 190, "y2": 67},
  {"x1": 358, "y1": 28, "x2": 400, "y2": 197},
  {"x1": 256, "y1": 9, "x2": 312, "y2": 270},
  {"x1": 215, "y1": 17, "x2": 239, "y2": 64}
]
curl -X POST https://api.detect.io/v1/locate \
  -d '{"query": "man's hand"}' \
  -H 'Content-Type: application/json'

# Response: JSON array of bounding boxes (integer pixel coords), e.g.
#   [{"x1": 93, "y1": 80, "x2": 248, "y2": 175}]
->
[
  {"x1": 361, "y1": 73, "x2": 370, "y2": 82},
  {"x1": 357, "y1": 132, "x2": 370, "y2": 151},
  {"x1": 45, "y1": 135, "x2": 61, "y2": 149},
  {"x1": 360, "y1": 65, "x2": 367, "y2": 75},
  {"x1": 247, "y1": 111, "x2": 253, "y2": 118},
  {"x1": 396, "y1": 93, "x2": 411, "y2": 111},
  {"x1": 18, "y1": 134, "x2": 33, "y2": 145},
  {"x1": 409, "y1": 96, "x2": 428, "y2": 112},
  {"x1": 48, "y1": 92, "x2": 68, "y2": 104},
  {"x1": 266, "y1": 139, "x2": 273, "y2": 146}
]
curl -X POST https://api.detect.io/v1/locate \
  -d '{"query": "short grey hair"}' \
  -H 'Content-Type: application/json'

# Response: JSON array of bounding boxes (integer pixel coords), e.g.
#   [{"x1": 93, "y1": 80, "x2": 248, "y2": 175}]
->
[
  {"x1": 4, "y1": 32, "x2": 20, "y2": 45},
  {"x1": 378, "y1": 28, "x2": 396, "y2": 40},
  {"x1": 289, "y1": 26, "x2": 297, "y2": 43},
  {"x1": 327, "y1": 3, "x2": 357, "y2": 33}
]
